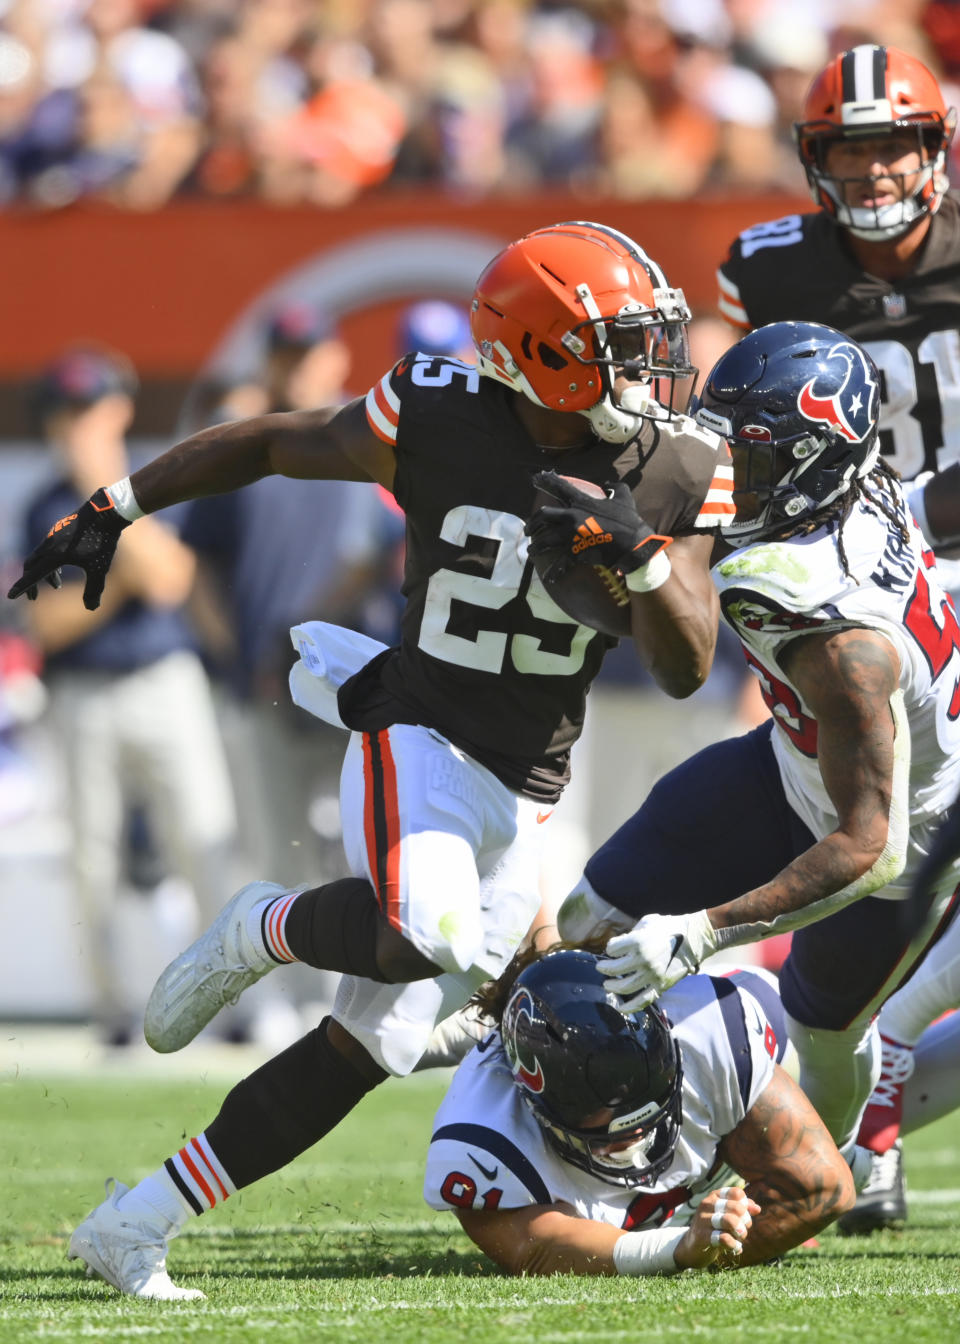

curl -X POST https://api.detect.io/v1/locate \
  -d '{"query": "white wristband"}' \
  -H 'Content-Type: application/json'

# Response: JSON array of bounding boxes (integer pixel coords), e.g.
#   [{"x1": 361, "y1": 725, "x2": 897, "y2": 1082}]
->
[
  {"x1": 105, "y1": 476, "x2": 145, "y2": 522},
  {"x1": 612, "y1": 1226, "x2": 688, "y2": 1276},
  {"x1": 624, "y1": 549, "x2": 671, "y2": 593},
  {"x1": 903, "y1": 471, "x2": 934, "y2": 541}
]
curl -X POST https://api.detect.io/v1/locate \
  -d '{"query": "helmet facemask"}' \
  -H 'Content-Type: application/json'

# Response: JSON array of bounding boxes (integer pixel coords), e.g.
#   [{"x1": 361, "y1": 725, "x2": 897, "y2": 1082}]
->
[
  {"x1": 797, "y1": 115, "x2": 955, "y2": 240},
  {"x1": 531, "y1": 1041, "x2": 684, "y2": 1187},
  {"x1": 565, "y1": 283, "x2": 696, "y2": 443},
  {"x1": 707, "y1": 426, "x2": 880, "y2": 543}
]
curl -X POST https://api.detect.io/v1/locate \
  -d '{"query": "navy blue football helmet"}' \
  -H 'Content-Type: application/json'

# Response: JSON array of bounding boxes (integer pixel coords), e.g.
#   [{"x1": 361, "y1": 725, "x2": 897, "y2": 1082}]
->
[
  {"x1": 694, "y1": 321, "x2": 881, "y2": 542},
  {"x1": 501, "y1": 949, "x2": 682, "y2": 1187}
]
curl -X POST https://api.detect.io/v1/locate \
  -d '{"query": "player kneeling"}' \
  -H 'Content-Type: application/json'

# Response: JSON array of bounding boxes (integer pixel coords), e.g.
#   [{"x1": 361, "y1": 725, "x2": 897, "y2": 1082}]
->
[{"x1": 424, "y1": 947, "x2": 854, "y2": 1275}]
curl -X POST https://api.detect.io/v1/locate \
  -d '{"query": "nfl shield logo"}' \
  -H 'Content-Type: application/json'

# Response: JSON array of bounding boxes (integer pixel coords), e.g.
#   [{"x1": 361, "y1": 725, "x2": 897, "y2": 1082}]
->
[{"x1": 882, "y1": 292, "x2": 907, "y2": 319}]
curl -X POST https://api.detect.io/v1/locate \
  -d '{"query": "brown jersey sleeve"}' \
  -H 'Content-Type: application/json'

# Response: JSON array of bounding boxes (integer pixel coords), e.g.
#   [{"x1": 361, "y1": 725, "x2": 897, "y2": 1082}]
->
[{"x1": 631, "y1": 414, "x2": 735, "y2": 536}]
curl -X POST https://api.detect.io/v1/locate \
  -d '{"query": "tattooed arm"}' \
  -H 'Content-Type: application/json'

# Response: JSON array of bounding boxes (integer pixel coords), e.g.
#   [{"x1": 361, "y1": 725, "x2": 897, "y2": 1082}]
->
[
  {"x1": 706, "y1": 626, "x2": 906, "y2": 943},
  {"x1": 595, "y1": 625, "x2": 911, "y2": 1011},
  {"x1": 716, "y1": 1063, "x2": 856, "y2": 1266}
]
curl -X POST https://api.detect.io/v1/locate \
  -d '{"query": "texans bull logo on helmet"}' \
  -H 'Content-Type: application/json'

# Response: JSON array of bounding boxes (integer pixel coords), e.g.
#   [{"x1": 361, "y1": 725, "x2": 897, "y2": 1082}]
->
[
  {"x1": 797, "y1": 341, "x2": 879, "y2": 444},
  {"x1": 502, "y1": 987, "x2": 545, "y2": 1093}
]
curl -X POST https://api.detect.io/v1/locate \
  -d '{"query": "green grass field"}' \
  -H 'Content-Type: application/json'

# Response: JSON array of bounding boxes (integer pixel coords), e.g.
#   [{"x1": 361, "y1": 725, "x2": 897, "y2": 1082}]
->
[{"x1": 1, "y1": 1049, "x2": 958, "y2": 1344}]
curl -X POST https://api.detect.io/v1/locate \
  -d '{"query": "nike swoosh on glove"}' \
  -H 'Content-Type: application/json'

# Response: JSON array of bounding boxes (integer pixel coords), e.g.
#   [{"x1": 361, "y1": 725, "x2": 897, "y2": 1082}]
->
[
  {"x1": 7, "y1": 487, "x2": 131, "y2": 610},
  {"x1": 525, "y1": 471, "x2": 671, "y2": 580},
  {"x1": 597, "y1": 910, "x2": 718, "y2": 1012}
]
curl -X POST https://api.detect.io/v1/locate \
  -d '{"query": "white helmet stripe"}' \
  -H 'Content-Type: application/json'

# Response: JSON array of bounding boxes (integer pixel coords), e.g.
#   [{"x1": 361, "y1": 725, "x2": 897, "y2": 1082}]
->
[{"x1": 843, "y1": 45, "x2": 886, "y2": 103}]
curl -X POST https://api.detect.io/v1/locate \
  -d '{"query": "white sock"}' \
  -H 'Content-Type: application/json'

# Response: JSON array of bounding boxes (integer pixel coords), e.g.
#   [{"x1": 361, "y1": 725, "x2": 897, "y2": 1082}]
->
[
  {"x1": 117, "y1": 1170, "x2": 194, "y2": 1236},
  {"x1": 902, "y1": 1010, "x2": 960, "y2": 1135},
  {"x1": 244, "y1": 892, "x2": 301, "y2": 967},
  {"x1": 878, "y1": 917, "x2": 960, "y2": 1046}
]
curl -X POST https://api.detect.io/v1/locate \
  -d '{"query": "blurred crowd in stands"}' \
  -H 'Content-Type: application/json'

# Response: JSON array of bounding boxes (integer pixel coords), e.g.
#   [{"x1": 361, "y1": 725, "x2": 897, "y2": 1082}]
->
[{"x1": 1, "y1": 0, "x2": 959, "y2": 210}]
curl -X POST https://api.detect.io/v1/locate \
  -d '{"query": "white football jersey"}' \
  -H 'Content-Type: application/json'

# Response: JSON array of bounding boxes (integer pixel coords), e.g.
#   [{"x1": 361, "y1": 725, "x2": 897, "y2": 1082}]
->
[
  {"x1": 424, "y1": 974, "x2": 776, "y2": 1229},
  {"x1": 714, "y1": 483, "x2": 960, "y2": 901}
]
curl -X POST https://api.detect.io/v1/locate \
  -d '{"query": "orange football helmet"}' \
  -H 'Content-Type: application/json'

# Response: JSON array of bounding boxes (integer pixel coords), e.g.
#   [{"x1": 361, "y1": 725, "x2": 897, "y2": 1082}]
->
[
  {"x1": 794, "y1": 44, "x2": 956, "y2": 239},
  {"x1": 470, "y1": 221, "x2": 694, "y2": 442}
]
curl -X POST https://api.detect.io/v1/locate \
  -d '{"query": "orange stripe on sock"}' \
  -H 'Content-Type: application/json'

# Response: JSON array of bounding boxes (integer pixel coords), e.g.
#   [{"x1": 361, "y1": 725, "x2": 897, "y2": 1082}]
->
[
  {"x1": 268, "y1": 893, "x2": 298, "y2": 962},
  {"x1": 179, "y1": 1145, "x2": 216, "y2": 1208},
  {"x1": 191, "y1": 1137, "x2": 229, "y2": 1202}
]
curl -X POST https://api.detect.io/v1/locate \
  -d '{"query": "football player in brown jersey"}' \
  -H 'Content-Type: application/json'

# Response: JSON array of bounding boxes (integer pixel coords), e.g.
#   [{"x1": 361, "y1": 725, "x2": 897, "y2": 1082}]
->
[
  {"x1": 719, "y1": 44, "x2": 960, "y2": 538},
  {"x1": 8, "y1": 221, "x2": 733, "y2": 1299},
  {"x1": 716, "y1": 43, "x2": 960, "y2": 1232}
]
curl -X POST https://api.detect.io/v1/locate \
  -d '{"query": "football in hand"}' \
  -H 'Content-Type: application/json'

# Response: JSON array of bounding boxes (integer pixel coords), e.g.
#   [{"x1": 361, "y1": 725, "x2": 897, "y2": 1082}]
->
[{"x1": 529, "y1": 475, "x2": 631, "y2": 639}]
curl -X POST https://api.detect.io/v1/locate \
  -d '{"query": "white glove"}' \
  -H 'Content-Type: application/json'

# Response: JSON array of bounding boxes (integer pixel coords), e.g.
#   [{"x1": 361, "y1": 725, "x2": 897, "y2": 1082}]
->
[{"x1": 597, "y1": 910, "x2": 718, "y2": 1012}]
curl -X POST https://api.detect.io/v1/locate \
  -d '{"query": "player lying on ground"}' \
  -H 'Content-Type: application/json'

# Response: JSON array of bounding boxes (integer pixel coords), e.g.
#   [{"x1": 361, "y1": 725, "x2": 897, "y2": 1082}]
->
[{"x1": 424, "y1": 945, "x2": 854, "y2": 1274}]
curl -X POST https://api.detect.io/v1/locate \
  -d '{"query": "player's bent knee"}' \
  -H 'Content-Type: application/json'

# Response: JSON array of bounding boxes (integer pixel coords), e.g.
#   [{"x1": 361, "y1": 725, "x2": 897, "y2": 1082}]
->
[
  {"x1": 325, "y1": 1017, "x2": 389, "y2": 1086},
  {"x1": 374, "y1": 921, "x2": 444, "y2": 983}
]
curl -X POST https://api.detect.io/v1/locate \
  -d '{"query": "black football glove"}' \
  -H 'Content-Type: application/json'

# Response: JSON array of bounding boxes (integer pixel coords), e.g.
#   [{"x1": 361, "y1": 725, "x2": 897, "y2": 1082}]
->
[
  {"x1": 525, "y1": 471, "x2": 671, "y2": 581},
  {"x1": 7, "y1": 487, "x2": 131, "y2": 611}
]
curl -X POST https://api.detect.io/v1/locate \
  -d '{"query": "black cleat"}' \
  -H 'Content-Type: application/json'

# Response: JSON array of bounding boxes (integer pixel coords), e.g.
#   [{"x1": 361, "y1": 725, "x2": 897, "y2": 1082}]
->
[{"x1": 837, "y1": 1140, "x2": 907, "y2": 1235}]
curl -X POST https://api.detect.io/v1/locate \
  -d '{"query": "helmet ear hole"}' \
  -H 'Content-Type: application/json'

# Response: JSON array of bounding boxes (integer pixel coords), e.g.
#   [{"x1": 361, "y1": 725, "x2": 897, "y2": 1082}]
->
[{"x1": 538, "y1": 343, "x2": 569, "y2": 372}]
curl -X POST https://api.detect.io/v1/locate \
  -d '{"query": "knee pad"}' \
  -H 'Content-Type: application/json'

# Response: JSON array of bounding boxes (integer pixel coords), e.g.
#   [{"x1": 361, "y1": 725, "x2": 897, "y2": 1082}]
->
[{"x1": 374, "y1": 920, "x2": 443, "y2": 982}]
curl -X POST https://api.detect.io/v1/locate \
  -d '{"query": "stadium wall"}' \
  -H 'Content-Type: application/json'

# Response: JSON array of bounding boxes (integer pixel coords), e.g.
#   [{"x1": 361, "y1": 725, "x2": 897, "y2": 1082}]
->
[{"x1": 4, "y1": 192, "x2": 811, "y2": 437}]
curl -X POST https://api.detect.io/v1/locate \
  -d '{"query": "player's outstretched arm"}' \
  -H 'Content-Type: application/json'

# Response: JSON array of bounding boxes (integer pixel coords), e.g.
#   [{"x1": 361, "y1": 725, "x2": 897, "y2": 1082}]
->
[
  {"x1": 718, "y1": 1063, "x2": 856, "y2": 1266},
  {"x1": 456, "y1": 1200, "x2": 622, "y2": 1276},
  {"x1": 456, "y1": 1188, "x2": 759, "y2": 1277},
  {"x1": 126, "y1": 398, "x2": 395, "y2": 512},
  {"x1": 8, "y1": 400, "x2": 394, "y2": 611}
]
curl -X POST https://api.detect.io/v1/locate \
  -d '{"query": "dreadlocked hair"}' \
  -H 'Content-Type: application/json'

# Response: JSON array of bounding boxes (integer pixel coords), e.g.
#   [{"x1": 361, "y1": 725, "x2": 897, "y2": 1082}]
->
[
  {"x1": 471, "y1": 933, "x2": 611, "y2": 1028},
  {"x1": 768, "y1": 458, "x2": 908, "y2": 579}
]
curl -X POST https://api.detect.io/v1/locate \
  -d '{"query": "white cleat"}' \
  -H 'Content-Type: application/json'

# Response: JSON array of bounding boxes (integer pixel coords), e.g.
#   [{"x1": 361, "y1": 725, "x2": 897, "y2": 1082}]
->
[
  {"x1": 145, "y1": 880, "x2": 290, "y2": 1053},
  {"x1": 68, "y1": 1179, "x2": 205, "y2": 1301}
]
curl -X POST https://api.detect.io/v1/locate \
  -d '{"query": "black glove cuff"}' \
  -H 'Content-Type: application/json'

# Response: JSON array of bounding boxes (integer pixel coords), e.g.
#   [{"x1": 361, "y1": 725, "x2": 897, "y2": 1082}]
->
[{"x1": 87, "y1": 487, "x2": 133, "y2": 534}]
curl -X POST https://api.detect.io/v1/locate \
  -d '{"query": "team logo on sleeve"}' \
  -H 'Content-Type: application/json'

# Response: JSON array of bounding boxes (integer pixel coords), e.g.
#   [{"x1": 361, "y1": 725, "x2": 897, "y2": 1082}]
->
[
  {"x1": 502, "y1": 987, "x2": 545, "y2": 1093},
  {"x1": 796, "y1": 341, "x2": 878, "y2": 444}
]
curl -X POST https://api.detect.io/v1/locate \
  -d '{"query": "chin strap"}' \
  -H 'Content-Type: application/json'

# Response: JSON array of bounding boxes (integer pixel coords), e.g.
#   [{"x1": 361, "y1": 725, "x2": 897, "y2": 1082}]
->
[
  {"x1": 581, "y1": 382, "x2": 657, "y2": 443},
  {"x1": 816, "y1": 161, "x2": 941, "y2": 241}
]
